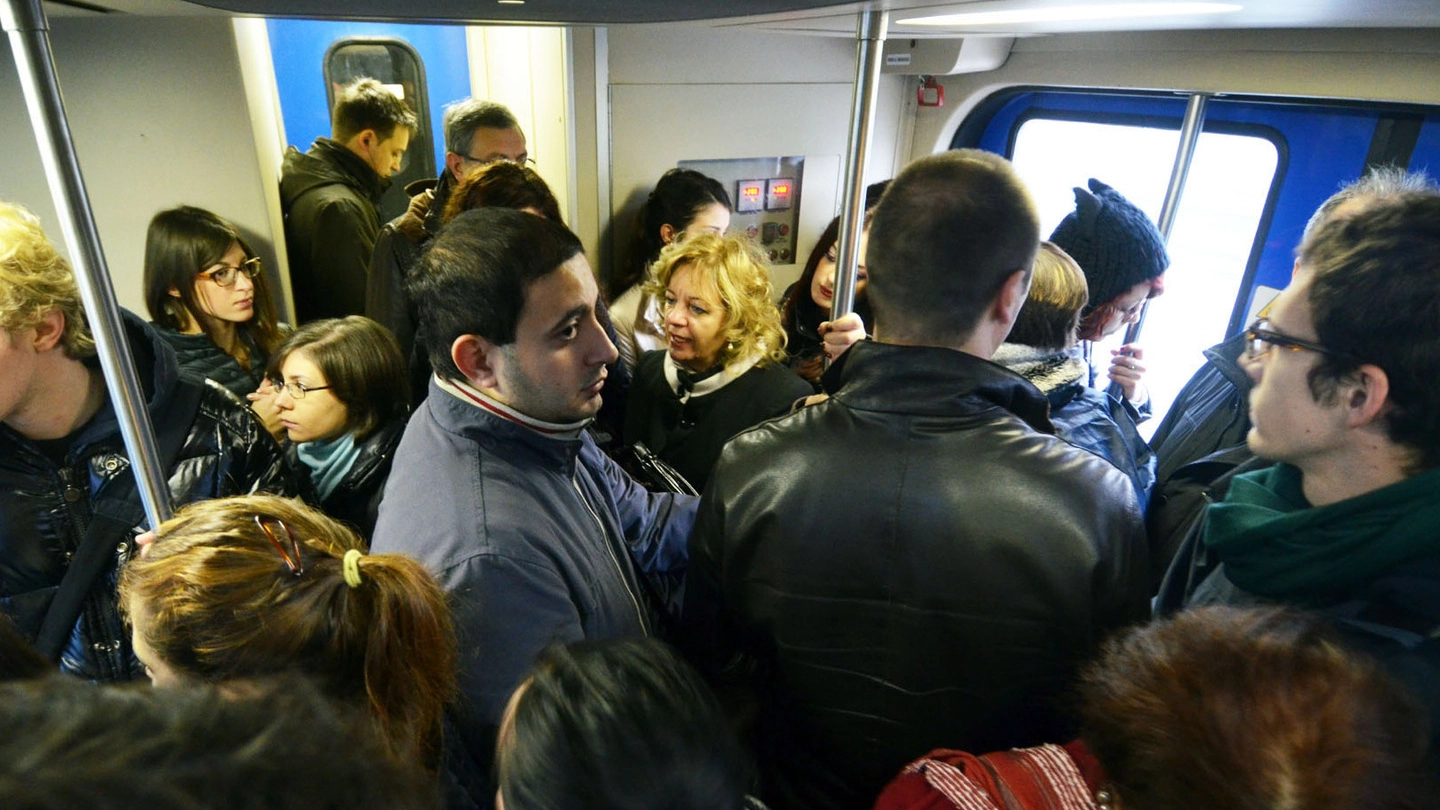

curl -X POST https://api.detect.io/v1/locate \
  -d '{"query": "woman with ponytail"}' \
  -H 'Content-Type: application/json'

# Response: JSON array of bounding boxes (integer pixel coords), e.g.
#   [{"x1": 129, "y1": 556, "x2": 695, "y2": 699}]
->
[{"x1": 118, "y1": 494, "x2": 456, "y2": 771}]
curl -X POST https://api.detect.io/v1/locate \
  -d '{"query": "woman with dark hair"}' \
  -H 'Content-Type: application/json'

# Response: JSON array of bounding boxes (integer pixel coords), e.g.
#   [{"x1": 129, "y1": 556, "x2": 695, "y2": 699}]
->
[
  {"x1": 874, "y1": 606, "x2": 1436, "y2": 810},
  {"x1": 624, "y1": 233, "x2": 810, "y2": 492},
  {"x1": 779, "y1": 181, "x2": 887, "y2": 387},
  {"x1": 268, "y1": 316, "x2": 409, "y2": 539},
  {"x1": 610, "y1": 168, "x2": 732, "y2": 371},
  {"x1": 144, "y1": 206, "x2": 284, "y2": 400},
  {"x1": 440, "y1": 161, "x2": 563, "y2": 225},
  {"x1": 120, "y1": 494, "x2": 457, "y2": 773},
  {"x1": 496, "y1": 637, "x2": 755, "y2": 810},
  {"x1": 1079, "y1": 606, "x2": 1434, "y2": 810}
]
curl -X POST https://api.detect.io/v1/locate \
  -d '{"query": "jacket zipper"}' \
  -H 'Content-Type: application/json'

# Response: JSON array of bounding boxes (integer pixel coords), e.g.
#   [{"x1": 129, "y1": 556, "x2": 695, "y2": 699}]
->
[{"x1": 571, "y1": 476, "x2": 649, "y2": 636}]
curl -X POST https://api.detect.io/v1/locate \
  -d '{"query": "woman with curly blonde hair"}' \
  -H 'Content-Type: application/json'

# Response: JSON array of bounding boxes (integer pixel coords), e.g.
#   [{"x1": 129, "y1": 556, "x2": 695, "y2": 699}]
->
[
  {"x1": 623, "y1": 232, "x2": 810, "y2": 491},
  {"x1": 119, "y1": 494, "x2": 456, "y2": 772}
]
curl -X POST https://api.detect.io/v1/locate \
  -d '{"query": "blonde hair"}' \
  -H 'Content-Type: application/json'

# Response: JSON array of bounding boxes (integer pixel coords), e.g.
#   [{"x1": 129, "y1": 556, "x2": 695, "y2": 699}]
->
[
  {"x1": 0, "y1": 202, "x2": 94, "y2": 358},
  {"x1": 1007, "y1": 241, "x2": 1089, "y2": 350},
  {"x1": 118, "y1": 494, "x2": 456, "y2": 770},
  {"x1": 645, "y1": 233, "x2": 787, "y2": 369}
]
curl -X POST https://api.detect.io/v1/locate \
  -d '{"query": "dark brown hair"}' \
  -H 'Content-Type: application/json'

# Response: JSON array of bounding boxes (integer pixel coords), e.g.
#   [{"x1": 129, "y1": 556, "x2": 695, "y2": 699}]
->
[
  {"x1": 144, "y1": 205, "x2": 283, "y2": 364},
  {"x1": 118, "y1": 495, "x2": 457, "y2": 770},
  {"x1": 332, "y1": 77, "x2": 418, "y2": 143},
  {"x1": 267, "y1": 316, "x2": 409, "y2": 441},
  {"x1": 867, "y1": 150, "x2": 1039, "y2": 345},
  {"x1": 441, "y1": 161, "x2": 563, "y2": 225},
  {"x1": 1080, "y1": 606, "x2": 1434, "y2": 810}
]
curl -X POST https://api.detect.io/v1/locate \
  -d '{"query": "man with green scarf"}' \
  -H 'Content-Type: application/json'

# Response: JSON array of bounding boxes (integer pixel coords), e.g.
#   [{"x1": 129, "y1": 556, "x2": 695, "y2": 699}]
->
[{"x1": 1158, "y1": 192, "x2": 1440, "y2": 749}]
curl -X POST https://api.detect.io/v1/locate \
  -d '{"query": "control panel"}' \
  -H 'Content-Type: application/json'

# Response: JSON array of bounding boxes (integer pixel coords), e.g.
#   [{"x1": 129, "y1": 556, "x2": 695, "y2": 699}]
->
[{"x1": 678, "y1": 156, "x2": 804, "y2": 266}]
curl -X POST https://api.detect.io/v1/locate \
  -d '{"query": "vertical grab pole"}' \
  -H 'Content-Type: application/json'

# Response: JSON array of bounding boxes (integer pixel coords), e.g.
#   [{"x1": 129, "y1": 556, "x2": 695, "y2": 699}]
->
[
  {"x1": 830, "y1": 10, "x2": 888, "y2": 323},
  {"x1": 2, "y1": 0, "x2": 173, "y2": 528},
  {"x1": 1123, "y1": 92, "x2": 1208, "y2": 343}
]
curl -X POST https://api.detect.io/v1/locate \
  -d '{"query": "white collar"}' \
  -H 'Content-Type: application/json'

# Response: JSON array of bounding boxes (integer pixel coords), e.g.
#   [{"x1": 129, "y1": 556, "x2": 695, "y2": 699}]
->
[
  {"x1": 662, "y1": 353, "x2": 762, "y2": 404},
  {"x1": 435, "y1": 375, "x2": 589, "y2": 440}
]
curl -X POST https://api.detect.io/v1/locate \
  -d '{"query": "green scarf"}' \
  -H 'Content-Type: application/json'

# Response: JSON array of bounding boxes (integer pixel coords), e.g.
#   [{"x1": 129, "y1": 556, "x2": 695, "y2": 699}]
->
[{"x1": 1202, "y1": 463, "x2": 1440, "y2": 601}]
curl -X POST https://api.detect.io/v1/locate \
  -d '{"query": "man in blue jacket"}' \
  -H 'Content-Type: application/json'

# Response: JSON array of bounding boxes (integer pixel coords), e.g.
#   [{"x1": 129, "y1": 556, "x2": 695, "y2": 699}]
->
[{"x1": 371, "y1": 208, "x2": 695, "y2": 806}]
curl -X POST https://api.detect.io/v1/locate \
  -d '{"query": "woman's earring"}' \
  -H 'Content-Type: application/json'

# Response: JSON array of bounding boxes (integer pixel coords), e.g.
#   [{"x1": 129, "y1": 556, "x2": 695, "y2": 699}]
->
[{"x1": 1095, "y1": 788, "x2": 1116, "y2": 810}]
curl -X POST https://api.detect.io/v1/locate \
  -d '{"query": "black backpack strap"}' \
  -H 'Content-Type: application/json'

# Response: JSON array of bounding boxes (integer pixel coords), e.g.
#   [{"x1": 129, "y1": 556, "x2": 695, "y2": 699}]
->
[{"x1": 34, "y1": 380, "x2": 204, "y2": 661}]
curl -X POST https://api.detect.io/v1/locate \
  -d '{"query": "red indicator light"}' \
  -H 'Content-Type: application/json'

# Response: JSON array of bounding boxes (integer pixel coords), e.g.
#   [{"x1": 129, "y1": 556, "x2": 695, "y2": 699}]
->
[
  {"x1": 773, "y1": 184, "x2": 789, "y2": 194},
  {"x1": 744, "y1": 187, "x2": 760, "y2": 196}
]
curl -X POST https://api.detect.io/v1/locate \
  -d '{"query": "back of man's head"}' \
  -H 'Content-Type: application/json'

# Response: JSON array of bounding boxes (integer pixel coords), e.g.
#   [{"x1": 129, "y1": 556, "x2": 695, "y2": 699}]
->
[
  {"x1": 0, "y1": 202, "x2": 94, "y2": 360},
  {"x1": 0, "y1": 676, "x2": 438, "y2": 810},
  {"x1": 409, "y1": 208, "x2": 583, "y2": 381},
  {"x1": 332, "y1": 78, "x2": 418, "y2": 143},
  {"x1": 866, "y1": 149, "x2": 1040, "y2": 346},
  {"x1": 1303, "y1": 167, "x2": 1440, "y2": 240},
  {"x1": 1298, "y1": 192, "x2": 1440, "y2": 471},
  {"x1": 443, "y1": 98, "x2": 521, "y2": 155}
]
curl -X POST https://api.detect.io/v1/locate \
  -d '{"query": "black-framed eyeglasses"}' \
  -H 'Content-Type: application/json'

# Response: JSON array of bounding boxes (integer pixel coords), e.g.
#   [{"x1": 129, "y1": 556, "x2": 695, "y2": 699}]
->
[
  {"x1": 1244, "y1": 319, "x2": 1334, "y2": 360},
  {"x1": 269, "y1": 378, "x2": 332, "y2": 400},
  {"x1": 460, "y1": 153, "x2": 535, "y2": 167},
  {"x1": 198, "y1": 257, "x2": 262, "y2": 288},
  {"x1": 255, "y1": 515, "x2": 304, "y2": 577}
]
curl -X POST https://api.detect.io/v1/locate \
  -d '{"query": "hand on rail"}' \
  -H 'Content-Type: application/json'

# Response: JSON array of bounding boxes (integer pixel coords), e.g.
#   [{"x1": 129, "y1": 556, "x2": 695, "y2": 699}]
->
[
  {"x1": 819, "y1": 312, "x2": 868, "y2": 361},
  {"x1": 1108, "y1": 344, "x2": 1150, "y2": 405}
]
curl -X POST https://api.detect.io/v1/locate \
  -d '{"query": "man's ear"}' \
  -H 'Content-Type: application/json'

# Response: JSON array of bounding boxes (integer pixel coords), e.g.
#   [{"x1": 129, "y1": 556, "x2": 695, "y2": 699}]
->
[
  {"x1": 993, "y1": 267, "x2": 1032, "y2": 330},
  {"x1": 1344, "y1": 364, "x2": 1391, "y2": 428},
  {"x1": 30, "y1": 309, "x2": 66, "y2": 352},
  {"x1": 445, "y1": 152, "x2": 468, "y2": 181},
  {"x1": 451, "y1": 334, "x2": 502, "y2": 390}
]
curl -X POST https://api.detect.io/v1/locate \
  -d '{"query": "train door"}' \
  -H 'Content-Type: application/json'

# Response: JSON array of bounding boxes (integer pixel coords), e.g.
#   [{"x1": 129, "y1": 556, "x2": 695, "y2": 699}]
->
[
  {"x1": 266, "y1": 20, "x2": 469, "y2": 222},
  {"x1": 955, "y1": 89, "x2": 1440, "y2": 429}
]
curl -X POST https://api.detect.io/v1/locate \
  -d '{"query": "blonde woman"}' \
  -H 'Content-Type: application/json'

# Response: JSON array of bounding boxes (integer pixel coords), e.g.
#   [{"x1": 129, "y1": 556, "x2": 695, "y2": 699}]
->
[
  {"x1": 119, "y1": 494, "x2": 456, "y2": 771},
  {"x1": 623, "y1": 233, "x2": 811, "y2": 491}
]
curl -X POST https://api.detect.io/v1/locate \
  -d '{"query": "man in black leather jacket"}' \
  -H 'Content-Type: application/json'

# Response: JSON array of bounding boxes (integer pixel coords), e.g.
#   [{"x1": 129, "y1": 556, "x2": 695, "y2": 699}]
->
[
  {"x1": 0, "y1": 203, "x2": 292, "y2": 682},
  {"x1": 684, "y1": 151, "x2": 1149, "y2": 810}
]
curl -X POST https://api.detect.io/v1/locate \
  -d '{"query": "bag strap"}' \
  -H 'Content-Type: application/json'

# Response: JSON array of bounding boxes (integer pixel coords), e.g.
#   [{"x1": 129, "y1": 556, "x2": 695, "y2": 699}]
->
[{"x1": 34, "y1": 380, "x2": 204, "y2": 661}]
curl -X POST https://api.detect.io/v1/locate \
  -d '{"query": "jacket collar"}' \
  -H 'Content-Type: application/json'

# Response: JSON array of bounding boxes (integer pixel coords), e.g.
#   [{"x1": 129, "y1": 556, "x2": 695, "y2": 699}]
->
[
  {"x1": 308, "y1": 138, "x2": 389, "y2": 203},
  {"x1": 823, "y1": 340, "x2": 1055, "y2": 434},
  {"x1": 427, "y1": 376, "x2": 587, "y2": 472},
  {"x1": 1203, "y1": 331, "x2": 1253, "y2": 394}
]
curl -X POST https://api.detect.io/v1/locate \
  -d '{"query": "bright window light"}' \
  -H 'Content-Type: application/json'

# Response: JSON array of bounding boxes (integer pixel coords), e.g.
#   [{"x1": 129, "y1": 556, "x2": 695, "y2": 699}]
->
[
  {"x1": 901, "y1": 3, "x2": 1242, "y2": 27},
  {"x1": 1010, "y1": 118, "x2": 1278, "y2": 436}
]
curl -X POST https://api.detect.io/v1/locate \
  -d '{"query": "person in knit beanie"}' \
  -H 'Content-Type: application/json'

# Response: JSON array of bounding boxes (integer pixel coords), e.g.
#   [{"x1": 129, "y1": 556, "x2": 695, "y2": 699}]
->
[{"x1": 1049, "y1": 178, "x2": 1169, "y2": 407}]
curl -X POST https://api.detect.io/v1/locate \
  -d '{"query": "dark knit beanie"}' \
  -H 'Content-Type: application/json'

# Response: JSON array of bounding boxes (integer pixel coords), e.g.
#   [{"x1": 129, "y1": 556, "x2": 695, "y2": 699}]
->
[{"x1": 1048, "y1": 178, "x2": 1169, "y2": 311}]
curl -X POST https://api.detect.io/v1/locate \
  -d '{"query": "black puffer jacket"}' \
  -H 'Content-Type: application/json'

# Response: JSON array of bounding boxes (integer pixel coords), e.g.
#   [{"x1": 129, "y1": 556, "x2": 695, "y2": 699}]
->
[
  {"x1": 286, "y1": 417, "x2": 406, "y2": 541},
  {"x1": 0, "y1": 312, "x2": 293, "y2": 682},
  {"x1": 154, "y1": 327, "x2": 266, "y2": 400},
  {"x1": 280, "y1": 138, "x2": 388, "y2": 322},
  {"x1": 685, "y1": 340, "x2": 1149, "y2": 810}
]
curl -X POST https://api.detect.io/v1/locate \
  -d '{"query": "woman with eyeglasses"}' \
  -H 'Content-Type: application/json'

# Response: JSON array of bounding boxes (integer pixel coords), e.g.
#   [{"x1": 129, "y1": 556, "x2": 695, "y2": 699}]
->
[
  {"x1": 143, "y1": 206, "x2": 285, "y2": 423},
  {"x1": 1049, "y1": 179, "x2": 1169, "y2": 414},
  {"x1": 267, "y1": 316, "x2": 409, "y2": 541},
  {"x1": 118, "y1": 494, "x2": 456, "y2": 774}
]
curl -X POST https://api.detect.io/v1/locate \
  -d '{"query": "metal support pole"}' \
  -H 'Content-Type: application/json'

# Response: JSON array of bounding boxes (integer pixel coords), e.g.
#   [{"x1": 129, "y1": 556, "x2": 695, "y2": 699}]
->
[
  {"x1": 1123, "y1": 92, "x2": 1208, "y2": 343},
  {"x1": 3, "y1": 0, "x2": 173, "y2": 528},
  {"x1": 830, "y1": 9, "x2": 888, "y2": 323}
]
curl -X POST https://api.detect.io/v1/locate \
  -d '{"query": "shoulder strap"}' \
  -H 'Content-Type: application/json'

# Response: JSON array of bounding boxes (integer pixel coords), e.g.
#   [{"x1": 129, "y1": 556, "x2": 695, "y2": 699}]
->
[{"x1": 34, "y1": 380, "x2": 204, "y2": 661}]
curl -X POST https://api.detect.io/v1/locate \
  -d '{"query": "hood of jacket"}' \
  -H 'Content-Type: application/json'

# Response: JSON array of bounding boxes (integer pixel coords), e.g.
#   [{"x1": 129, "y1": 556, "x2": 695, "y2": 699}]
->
[
  {"x1": 823, "y1": 339, "x2": 1055, "y2": 434},
  {"x1": 279, "y1": 138, "x2": 388, "y2": 207}
]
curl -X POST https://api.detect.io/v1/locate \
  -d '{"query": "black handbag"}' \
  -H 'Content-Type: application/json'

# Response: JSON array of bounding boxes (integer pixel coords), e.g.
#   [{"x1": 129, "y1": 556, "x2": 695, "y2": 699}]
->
[{"x1": 620, "y1": 441, "x2": 698, "y2": 496}]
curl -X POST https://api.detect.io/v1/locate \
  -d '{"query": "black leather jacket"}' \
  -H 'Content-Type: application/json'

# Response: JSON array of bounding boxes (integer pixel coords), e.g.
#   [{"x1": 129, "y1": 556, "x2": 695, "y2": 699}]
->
[
  {"x1": 685, "y1": 340, "x2": 1149, "y2": 810},
  {"x1": 0, "y1": 313, "x2": 293, "y2": 681}
]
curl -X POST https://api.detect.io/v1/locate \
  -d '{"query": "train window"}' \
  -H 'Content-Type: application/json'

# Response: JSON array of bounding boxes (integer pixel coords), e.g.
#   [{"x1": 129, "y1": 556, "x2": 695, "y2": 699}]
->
[
  {"x1": 1009, "y1": 116, "x2": 1279, "y2": 430},
  {"x1": 324, "y1": 37, "x2": 436, "y2": 220}
]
